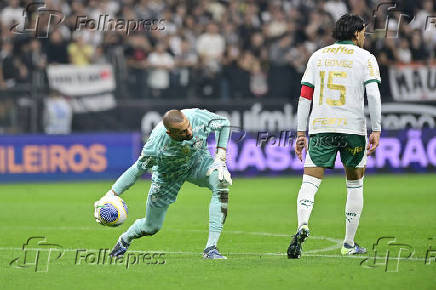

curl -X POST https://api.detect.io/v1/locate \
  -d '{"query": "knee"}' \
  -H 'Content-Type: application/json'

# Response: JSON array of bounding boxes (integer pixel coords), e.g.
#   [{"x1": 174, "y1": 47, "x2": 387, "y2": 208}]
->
[
  {"x1": 142, "y1": 223, "x2": 162, "y2": 236},
  {"x1": 346, "y1": 168, "x2": 365, "y2": 180},
  {"x1": 215, "y1": 190, "x2": 229, "y2": 224},
  {"x1": 208, "y1": 171, "x2": 229, "y2": 192},
  {"x1": 217, "y1": 190, "x2": 229, "y2": 203},
  {"x1": 142, "y1": 227, "x2": 160, "y2": 236}
]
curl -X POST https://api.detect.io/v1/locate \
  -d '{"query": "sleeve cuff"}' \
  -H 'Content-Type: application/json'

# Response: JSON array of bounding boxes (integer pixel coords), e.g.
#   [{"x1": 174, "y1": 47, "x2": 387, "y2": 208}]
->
[
  {"x1": 301, "y1": 82, "x2": 314, "y2": 88},
  {"x1": 364, "y1": 79, "x2": 381, "y2": 85}
]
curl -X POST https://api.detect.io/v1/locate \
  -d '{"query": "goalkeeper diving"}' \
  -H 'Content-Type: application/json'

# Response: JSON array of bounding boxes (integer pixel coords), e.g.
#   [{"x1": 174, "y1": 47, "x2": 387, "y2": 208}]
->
[{"x1": 94, "y1": 108, "x2": 232, "y2": 259}]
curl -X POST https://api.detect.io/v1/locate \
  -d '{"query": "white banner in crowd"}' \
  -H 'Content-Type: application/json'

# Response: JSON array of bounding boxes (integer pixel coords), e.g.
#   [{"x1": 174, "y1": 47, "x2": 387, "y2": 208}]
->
[
  {"x1": 389, "y1": 64, "x2": 436, "y2": 101},
  {"x1": 47, "y1": 65, "x2": 116, "y2": 113},
  {"x1": 47, "y1": 65, "x2": 115, "y2": 95}
]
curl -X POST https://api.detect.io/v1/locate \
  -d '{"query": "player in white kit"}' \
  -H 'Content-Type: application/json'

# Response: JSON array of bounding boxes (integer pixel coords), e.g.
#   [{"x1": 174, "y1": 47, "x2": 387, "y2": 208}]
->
[{"x1": 287, "y1": 14, "x2": 382, "y2": 258}]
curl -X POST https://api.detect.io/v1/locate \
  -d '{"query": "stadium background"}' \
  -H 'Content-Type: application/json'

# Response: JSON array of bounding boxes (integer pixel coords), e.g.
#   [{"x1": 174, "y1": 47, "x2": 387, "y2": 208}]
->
[
  {"x1": 0, "y1": 1, "x2": 435, "y2": 289},
  {"x1": 0, "y1": 0, "x2": 435, "y2": 180}
]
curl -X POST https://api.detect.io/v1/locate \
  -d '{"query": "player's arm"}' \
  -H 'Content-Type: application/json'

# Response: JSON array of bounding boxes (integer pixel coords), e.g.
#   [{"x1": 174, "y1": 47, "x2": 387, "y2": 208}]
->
[
  {"x1": 365, "y1": 82, "x2": 381, "y2": 155},
  {"x1": 94, "y1": 154, "x2": 154, "y2": 223},
  {"x1": 296, "y1": 85, "x2": 313, "y2": 161},
  {"x1": 364, "y1": 54, "x2": 382, "y2": 155},
  {"x1": 111, "y1": 154, "x2": 155, "y2": 195},
  {"x1": 295, "y1": 54, "x2": 315, "y2": 161},
  {"x1": 196, "y1": 109, "x2": 232, "y2": 185}
]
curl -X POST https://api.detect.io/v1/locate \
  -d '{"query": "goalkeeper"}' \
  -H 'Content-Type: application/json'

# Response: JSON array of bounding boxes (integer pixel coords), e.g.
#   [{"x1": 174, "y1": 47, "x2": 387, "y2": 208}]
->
[{"x1": 95, "y1": 109, "x2": 232, "y2": 259}]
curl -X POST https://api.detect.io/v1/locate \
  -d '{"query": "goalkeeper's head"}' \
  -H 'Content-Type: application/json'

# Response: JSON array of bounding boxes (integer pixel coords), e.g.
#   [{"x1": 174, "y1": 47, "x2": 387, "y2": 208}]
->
[
  {"x1": 163, "y1": 110, "x2": 193, "y2": 141},
  {"x1": 333, "y1": 14, "x2": 366, "y2": 48}
]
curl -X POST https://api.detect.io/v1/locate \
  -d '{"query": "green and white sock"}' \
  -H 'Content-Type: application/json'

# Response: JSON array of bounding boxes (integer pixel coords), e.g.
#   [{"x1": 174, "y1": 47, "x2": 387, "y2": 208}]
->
[
  {"x1": 297, "y1": 174, "x2": 322, "y2": 228},
  {"x1": 344, "y1": 177, "x2": 364, "y2": 246}
]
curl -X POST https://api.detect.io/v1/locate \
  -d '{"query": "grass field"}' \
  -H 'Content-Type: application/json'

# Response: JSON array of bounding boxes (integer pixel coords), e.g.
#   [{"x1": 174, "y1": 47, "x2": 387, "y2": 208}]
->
[{"x1": 1, "y1": 174, "x2": 435, "y2": 290}]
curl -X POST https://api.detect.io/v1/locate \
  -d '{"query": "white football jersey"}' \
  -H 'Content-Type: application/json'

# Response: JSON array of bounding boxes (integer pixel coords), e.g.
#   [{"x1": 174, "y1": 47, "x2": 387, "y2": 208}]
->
[{"x1": 301, "y1": 41, "x2": 381, "y2": 136}]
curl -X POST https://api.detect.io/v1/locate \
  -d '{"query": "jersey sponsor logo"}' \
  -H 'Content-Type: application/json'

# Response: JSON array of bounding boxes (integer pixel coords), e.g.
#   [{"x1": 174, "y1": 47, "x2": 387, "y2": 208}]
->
[
  {"x1": 313, "y1": 117, "x2": 347, "y2": 128},
  {"x1": 322, "y1": 46, "x2": 354, "y2": 55},
  {"x1": 368, "y1": 59, "x2": 379, "y2": 78}
]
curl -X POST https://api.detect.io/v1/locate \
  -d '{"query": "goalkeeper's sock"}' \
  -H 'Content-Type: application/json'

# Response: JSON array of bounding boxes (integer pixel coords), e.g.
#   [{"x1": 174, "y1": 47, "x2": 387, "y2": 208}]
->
[
  {"x1": 205, "y1": 231, "x2": 221, "y2": 249},
  {"x1": 205, "y1": 191, "x2": 227, "y2": 249},
  {"x1": 344, "y1": 178, "x2": 364, "y2": 246},
  {"x1": 297, "y1": 174, "x2": 322, "y2": 228}
]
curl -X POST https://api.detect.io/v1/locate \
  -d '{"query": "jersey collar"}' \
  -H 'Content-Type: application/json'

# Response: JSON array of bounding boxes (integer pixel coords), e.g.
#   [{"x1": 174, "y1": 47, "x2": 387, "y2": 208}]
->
[{"x1": 336, "y1": 40, "x2": 356, "y2": 46}]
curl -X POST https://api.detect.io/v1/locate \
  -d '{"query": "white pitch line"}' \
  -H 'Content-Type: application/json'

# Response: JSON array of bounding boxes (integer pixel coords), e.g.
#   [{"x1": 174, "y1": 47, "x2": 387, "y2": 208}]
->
[
  {"x1": 0, "y1": 228, "x2": 428, "y2": 261},
  {"x1": 0, "y1": 228, "x2": 343, "y2": 254},
  {"x1": 0, "y1": 247, "x2": 428, "y2": 262}
]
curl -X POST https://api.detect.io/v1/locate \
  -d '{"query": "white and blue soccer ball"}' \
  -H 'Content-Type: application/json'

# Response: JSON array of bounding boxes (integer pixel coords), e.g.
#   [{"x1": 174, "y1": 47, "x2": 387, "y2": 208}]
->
[{"x1": 95, "y1": 195, "x2": 128, "y2": 227}]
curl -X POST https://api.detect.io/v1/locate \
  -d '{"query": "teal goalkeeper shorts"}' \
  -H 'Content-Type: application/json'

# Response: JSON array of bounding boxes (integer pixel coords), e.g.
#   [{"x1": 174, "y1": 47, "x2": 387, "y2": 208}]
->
[{"x1": 147, "y1": 154, "x2": 228, "y2": 207}]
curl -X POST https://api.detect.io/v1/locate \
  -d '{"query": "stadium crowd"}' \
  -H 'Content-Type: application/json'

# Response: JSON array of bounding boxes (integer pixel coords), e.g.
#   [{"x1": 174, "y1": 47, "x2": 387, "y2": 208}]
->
[{"x1": 0, "y1": 0, "x2": 434, "y2": 100}]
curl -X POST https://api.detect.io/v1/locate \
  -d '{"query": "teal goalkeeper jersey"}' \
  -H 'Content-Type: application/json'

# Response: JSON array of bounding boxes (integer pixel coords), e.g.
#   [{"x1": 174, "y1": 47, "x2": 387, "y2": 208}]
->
[{"x1": 112, "y1": 108, "x2": 230, "y2": 194}]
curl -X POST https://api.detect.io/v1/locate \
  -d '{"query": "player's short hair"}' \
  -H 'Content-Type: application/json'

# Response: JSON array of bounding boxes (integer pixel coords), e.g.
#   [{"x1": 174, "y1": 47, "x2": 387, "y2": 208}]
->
[
  {"x1": 332, "y1": 14, "x2": 365, "y2": 42},
  {"x1": 163, "y1": 110, "x2": 185, "y2": 129}
]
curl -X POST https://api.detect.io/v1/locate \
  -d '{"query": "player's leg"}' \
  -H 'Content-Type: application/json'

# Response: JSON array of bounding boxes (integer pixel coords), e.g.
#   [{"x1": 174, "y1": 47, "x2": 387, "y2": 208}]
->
[
  {"x1": 288, "y1": 133, "x2": 337, "y2": 259},
  {"x1": 110, "y1": 181, "x2": 182, "y2": 257},
  {"x1": 121, "y1": 195, "x2": 169, "y2": 242},
  {"x1": 287, "y1": 167, "x2": 324, "y2": 259},
  {"x1": 187, "y1": 155, "x2": 229, "y2": 259},
  {"x1": 340, "y1": 134, "x2": 367, "y2": 255},
  {"x1": 297, "y1": 167, "x2": 324, "y2": 229}
]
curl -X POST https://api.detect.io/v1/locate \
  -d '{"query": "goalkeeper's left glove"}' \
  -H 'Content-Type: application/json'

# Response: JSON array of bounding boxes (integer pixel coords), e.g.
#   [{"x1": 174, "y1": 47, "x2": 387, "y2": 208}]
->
[
  {"x1": 206, "y1": 148, "x2": 232, "y2": 185},
  {"x1": 94, "y1": 189, "x2": 116, "y2": 224}
]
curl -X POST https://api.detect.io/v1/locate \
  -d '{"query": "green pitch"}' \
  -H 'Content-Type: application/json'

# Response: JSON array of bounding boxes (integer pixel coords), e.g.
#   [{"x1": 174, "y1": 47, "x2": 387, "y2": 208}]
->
[{"x1": 1, "y1": 174, "x2": 435, "y2": 290}]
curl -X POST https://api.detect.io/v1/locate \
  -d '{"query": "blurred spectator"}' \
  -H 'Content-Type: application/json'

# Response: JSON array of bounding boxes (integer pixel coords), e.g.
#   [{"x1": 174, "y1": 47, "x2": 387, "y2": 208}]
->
[
  {"x1": 173, "y1": 39, "x2": 198, "y2": 99},
  {"x1": 44, "y1": 30, "x2": 69, "y2": 64},
  {"x1": 250, "y1": 59, "x2": 267, "y2": 98},
  {"x1": 410, "y1": 31, "x2": 429, "y2": 63},
  {"x1": 1, "y1": 0, "x2": 24, "y2": 28},
  {"x1": 124, "y1": 34, "x2": 150, "y2": 98},
  {"x1": 68, "y1": 32, "x2": 95, "y2": 65},
  {"x1": 147, "y1": 43, "x2": 174, "y2": 98},
  {"x1": 0, "y1": 41, "x2": 29, "y2": 87},
  {"x1": 397, "y1": 38, "x2": 412, "y2": 64},
  {"x1": 43, "y1": 90, "x2": 72, "y2": 134},
  {"x1": 324, "y1": 0, "x2": 348, "y2": 21},
  {"x1": 196, "y1": 23, "x2": 225, "y2": 72},
  {"x1": 0, "y1": 0, "x2": 433, "y2": 100}
]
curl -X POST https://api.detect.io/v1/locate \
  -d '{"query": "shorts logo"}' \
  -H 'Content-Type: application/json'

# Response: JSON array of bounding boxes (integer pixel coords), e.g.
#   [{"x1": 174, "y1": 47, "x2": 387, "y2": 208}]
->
[{"x1": 346, "y1": 146, "x2": 364, "y2": 156}]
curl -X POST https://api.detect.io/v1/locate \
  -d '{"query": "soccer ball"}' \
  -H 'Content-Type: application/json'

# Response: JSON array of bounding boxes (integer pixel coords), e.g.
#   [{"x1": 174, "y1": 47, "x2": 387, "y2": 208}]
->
[{"x1": 95, "y1": 195, "x2": 128, "y2": 227}]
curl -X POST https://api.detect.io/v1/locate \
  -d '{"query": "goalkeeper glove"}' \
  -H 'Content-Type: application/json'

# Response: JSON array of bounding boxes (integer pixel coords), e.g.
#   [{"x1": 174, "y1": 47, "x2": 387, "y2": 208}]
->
[
  {"x1": 206, "y1": 148, "x2": 232, "y2": 185},
  {"x1": 94, "y1": 189, "x2": 117, "y2": 224}
]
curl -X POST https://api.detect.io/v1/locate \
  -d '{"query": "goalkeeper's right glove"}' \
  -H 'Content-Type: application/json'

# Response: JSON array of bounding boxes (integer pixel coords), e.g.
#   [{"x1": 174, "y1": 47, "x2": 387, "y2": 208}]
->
[{"x1": 94, "y1": 189, "x2": 116, "y2": 224}]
